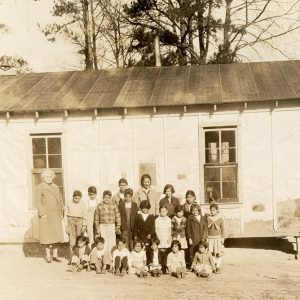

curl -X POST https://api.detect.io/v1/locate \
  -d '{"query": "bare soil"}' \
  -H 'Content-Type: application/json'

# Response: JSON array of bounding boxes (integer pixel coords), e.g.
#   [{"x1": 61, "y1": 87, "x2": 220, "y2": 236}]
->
[{"x1": 0, "y1": 245, "x2": 299, "y2": 300}]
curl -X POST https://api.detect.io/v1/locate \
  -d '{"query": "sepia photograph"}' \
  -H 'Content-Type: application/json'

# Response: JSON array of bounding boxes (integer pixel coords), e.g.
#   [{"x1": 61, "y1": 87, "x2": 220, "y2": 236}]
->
[{"x1": 0, "y1": 0, "x2": 300, "y2": 299}]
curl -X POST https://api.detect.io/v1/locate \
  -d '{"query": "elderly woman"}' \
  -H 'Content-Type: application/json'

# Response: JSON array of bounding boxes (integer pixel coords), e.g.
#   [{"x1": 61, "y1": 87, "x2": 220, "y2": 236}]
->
[{"x1": 36, "y1": 169, "x2": 64, "y2": 263}]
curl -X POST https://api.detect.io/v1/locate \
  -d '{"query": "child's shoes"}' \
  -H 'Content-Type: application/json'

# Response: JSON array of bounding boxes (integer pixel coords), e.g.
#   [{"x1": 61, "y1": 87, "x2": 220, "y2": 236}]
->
[
  {"x1": 143, "y1": 271, "x2": 149, "y2": 278},
  {"x1": 115, "y1": 269, "x2": 120, "y2": 276},
  {"x1": 120, "y1": 269, "x2": 126, "y2": 277},
  {"x1": 86, "y1": 265, "x2": 91, "y2": 272}
]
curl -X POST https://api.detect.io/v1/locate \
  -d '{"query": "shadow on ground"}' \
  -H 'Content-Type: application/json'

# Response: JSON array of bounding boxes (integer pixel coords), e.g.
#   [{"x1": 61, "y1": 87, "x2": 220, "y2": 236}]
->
[
  {"x1": 22, "y1": 242, "x2": 70, "y2": 258},
  {"x1": 224, "y1": 237, "x2": 296, "y2": 254}
]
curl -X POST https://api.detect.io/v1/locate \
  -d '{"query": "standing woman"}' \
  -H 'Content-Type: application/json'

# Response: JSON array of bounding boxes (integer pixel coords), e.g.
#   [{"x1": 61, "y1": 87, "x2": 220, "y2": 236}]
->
[
  {"x1": 35, "y1": 169, "x2": 64, "y2": 263},
  {"x1": 134, "y1": 174, "x2": 159, "y2": 217}
]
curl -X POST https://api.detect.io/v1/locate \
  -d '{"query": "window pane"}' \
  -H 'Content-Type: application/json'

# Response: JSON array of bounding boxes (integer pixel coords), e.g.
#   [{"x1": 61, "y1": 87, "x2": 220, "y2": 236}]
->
[
  {"x1": 204, "y1": 182, "x2": 221, "y2": 202},
  {"x1": 205, "y1": 131, "x2": 219, "y2": 148},
  {"x1": 33, "y1": 155, "x2": 47, "y2": 168},
  {"x1": 53, "y1": 172, "x2": 63, "y2": 187},
  {"x1": 222, "y1": 166, "x2": 237, "y2": 181},
  {"x1": 222, "y1": 182, "x2": 237, "y2": 199},
  {"x1": 48, "y1": 155, "x2": 62, "y2": 168},
  {"x1": 205, "y1": 167, "x2": 220, "y2": 181},
  {"x1": 221, "y1": 130, "x2": 235, "y2": 147},
  {"x1": 32, "y1": 138, "x2": 46, "y2": 154},
  {"x1": 48, "y1": 137, "x2": 62, "y2": 154},
  {"x1": 205, "y1": 148, "x2": 220, "y2": 164}
]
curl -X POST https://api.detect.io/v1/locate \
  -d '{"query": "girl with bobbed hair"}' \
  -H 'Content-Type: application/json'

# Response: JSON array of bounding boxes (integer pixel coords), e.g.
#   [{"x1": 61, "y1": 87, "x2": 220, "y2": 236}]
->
[{"x1": 134, "y1": 174, "x2": 160, "y2": 216}]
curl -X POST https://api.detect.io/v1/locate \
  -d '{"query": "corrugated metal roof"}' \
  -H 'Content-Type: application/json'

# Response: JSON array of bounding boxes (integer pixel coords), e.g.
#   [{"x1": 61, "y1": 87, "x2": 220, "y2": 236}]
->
[{"x1": 1, "y1": 61, "x2": 300, "y2": 112}]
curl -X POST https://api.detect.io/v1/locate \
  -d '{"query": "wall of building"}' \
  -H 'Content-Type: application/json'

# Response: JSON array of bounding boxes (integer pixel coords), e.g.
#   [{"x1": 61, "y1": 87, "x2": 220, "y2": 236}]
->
[{"x1": 1, "y1": 108, "x2": 300, "y2": 242}]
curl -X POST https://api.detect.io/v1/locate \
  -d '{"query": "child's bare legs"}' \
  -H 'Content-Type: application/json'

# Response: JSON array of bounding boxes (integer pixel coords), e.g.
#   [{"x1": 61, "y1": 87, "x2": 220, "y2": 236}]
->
[
  {"x1": 114, "y1": 256, "x2": 128, "y2": 276},
  {"x1": 214, "y1": 254, "x2": 222, "y2": 272}
]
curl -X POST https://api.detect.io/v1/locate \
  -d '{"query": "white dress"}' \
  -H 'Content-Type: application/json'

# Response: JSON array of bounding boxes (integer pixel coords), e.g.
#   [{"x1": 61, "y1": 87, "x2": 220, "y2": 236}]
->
[{"x1": 155, "y1": 216, "x2": 171, "y2": 248}]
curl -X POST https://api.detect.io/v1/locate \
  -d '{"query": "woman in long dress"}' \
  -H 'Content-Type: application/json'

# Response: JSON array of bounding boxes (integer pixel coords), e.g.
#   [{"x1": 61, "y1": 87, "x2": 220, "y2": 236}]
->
[{"x1": 35, "y1": 169, "x2": 64, "y2": 263}]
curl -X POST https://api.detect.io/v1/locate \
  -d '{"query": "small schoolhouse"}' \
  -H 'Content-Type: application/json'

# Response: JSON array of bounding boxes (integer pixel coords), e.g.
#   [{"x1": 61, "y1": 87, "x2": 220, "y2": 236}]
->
[{"x1": 0, "y1": 61, "x2": 300, "y2": 242}]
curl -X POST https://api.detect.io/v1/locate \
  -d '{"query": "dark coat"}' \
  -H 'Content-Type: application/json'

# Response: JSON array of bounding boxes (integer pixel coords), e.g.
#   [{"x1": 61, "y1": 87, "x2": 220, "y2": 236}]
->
[
  {"x1": 118, "y1": 201, "x2": 139, "y2": 232},
  {"x1": 186, "y1": 215, "x2": 207, "y2": 245},
  {"x1": 159, "y1": 196, "x2": 181, "y2": 218},
  {"x1": 36, "y1": 182, "x2": 64, "y2": 244},
  {"x1": 146, "y1": 248, "x2": 167, "y2": 267},
  {"x1": 133, "y1": 214, "x2": 156, "y2": 245}
]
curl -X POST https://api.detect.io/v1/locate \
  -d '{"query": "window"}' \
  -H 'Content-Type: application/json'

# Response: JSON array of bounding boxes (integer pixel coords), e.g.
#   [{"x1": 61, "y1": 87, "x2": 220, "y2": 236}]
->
[
  {"x1": 30, "y1": 134, "x2": 64, "y2": 208},
  {"x1": 204, "y1": 127, "x2": 238, "y2": 203}
]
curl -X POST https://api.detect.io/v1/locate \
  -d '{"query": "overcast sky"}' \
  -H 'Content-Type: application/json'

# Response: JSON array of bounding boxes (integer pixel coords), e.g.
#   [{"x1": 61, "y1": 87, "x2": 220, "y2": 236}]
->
[{"x1": 1, "y1": 0, "x2": 300, "y2": 73}]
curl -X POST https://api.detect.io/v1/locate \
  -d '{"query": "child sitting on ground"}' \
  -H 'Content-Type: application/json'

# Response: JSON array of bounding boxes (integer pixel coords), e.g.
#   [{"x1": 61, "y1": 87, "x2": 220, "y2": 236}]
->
[
  {"x1": 112, "y1": 237, "x2": 131, "y2": 276},
  {"x1": 146, "y1": 238, "x2": 165, "y2": 277},
  {"x1": 191, "y1": 241, "x2": 216, "y2": 278},
  {"x1": 90, "y1": 236, "x2": 111, "y2": 274},
  {"x1": 69, "y1": 235, "x2": 91, "y2": 272},
  {"x1": 167, "y1": 240, "x2": 186, "y2": 278},
  {"x1": 130, "y1": 239, "x2": 148, "y2": 278}
]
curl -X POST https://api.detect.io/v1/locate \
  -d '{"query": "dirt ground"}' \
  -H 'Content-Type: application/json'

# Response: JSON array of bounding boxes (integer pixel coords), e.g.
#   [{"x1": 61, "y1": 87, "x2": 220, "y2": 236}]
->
[{"x1": 0, "y1": 245, "x2": 299, "y2": 300}]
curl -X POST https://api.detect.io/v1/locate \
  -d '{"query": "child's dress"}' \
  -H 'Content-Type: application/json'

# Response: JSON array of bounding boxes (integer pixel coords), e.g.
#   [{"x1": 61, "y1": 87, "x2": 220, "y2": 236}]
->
[
  {"x1": 130, "y1": 250, "x2": 147, "y2": 273},
  {"x1": 171, "y1": 216, "x2": 188, "y2": 249},
  {"x1": 207, "y1": 214, "x2": 225, "y2": 256},
  {"x1": 155, "y1": 216, "x2": 172, "y2": 248},
  {"x1": 167, "y1": 250, "x2": 186, "y2": 274},
  {"x1": 191, "y1": 251, "x2": 216, "y2": 274}
]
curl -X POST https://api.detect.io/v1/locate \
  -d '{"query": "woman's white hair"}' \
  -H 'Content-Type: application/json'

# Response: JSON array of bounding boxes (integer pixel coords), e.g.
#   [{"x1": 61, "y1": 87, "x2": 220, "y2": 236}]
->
[{"x1": 41, "y1": 169, "x2": 56, "y2": 180}]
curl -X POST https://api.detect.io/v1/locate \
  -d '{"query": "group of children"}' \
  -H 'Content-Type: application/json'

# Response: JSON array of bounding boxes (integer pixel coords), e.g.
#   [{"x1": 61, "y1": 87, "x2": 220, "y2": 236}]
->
[{"x1": 64, "y1": 175, "x2": 225, "y2": 279}]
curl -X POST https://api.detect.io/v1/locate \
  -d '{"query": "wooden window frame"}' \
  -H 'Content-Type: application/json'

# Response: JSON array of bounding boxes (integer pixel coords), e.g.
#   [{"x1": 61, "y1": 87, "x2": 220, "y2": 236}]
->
[
  {"x1": 202, "y1": 126, "x2": 239, "y2": 203},
  {"x1": 28, "y1": 132, "x2": 66, "y2": 210}
]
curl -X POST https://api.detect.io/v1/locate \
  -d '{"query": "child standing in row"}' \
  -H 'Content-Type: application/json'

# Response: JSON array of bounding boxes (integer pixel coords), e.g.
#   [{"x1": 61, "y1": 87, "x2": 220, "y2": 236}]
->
[
  {"x1": 167, "y1": 240, "x2": 186, "y2": 278},
  {"x1": 90, "y1": 236, "x2": 111, "y2": 274},
  {"x1": 134, "y1": 174, "x2": 160, "y2": 216},
  {"x1": 65, "y1": 190, "x2": 87, "y2": 260},
  {"x1": 207, "y1": 203, "x2": 225, "y2": 273},
  {"x1": 85, "y1": 186, "x2": 99, "y2": 246},
  {"x1": 171, "y1": 205, "x2": 188, "y2": 249},
  {"x1": 159, "y1": 184, "x2": 180, "y2": 218},
  {"x1": 112, "y1": 237, "x2": 131, "y2": 276},
  {"x1": 133, "y1": 200, "x2": 156, "y2": 247},
  {"x1": 183, "y1": 190, "x2": 197, "y2": 219},
  {"x1": 118, "y1": 188, "x2": 138, "y2": 250},
  {"x1": 186, "y1": 204, "x2": 207, "y2": 265},
  {"x1": 191, "y1": 241, "x2": 216, "y2": 278},
  {"x1": 130, "y1": 239, "x2": 148, "y2": 278},
  {"x1": 94, "y1": 190, "x2": 121, "y2": 253},
  {"x1": 112, "y1": 178, "x2": 128, "y2": 205}
]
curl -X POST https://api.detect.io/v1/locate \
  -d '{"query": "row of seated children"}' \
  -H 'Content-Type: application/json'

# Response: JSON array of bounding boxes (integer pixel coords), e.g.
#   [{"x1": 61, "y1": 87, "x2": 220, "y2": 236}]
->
[{"x1": 69, "y1": 233, "x2": 217, "y2": 279}]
